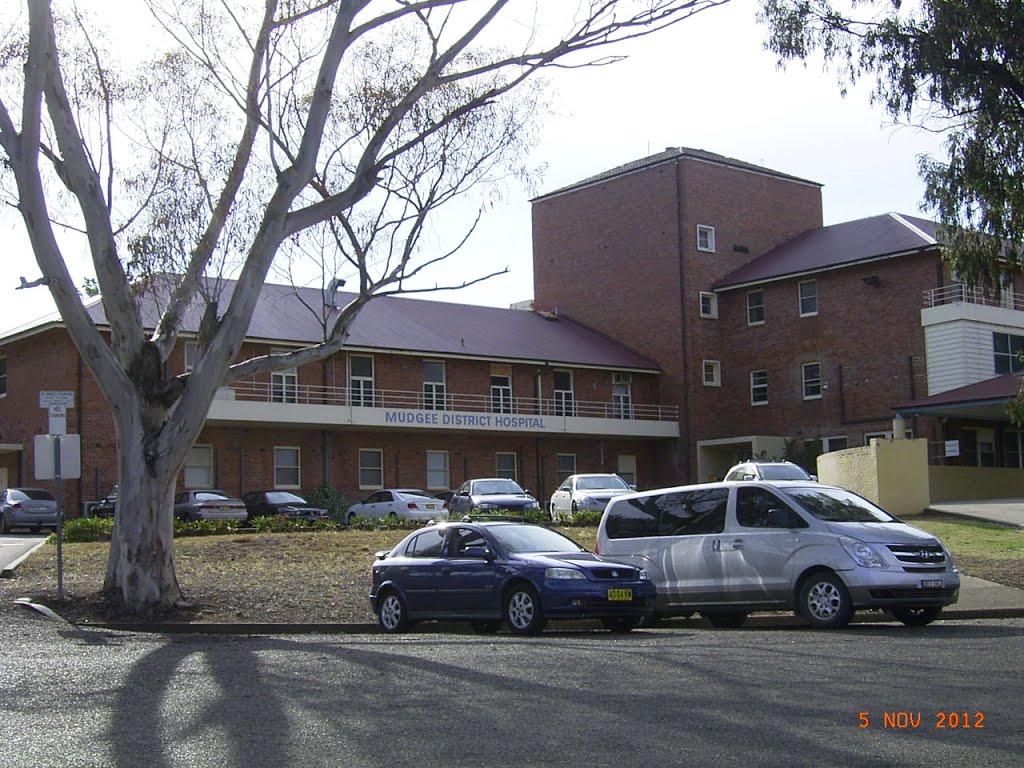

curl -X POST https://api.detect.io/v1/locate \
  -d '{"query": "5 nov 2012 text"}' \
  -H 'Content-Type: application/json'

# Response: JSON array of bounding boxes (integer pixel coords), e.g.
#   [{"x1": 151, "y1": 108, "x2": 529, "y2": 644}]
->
[{"x1": 857, "y1": 711, "x2": 986, "y2": 730}]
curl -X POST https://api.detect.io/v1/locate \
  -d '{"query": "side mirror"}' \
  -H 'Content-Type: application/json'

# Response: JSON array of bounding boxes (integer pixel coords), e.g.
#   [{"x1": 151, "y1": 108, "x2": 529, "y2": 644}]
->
[{"x1": 463, "y1": 546, "x2": 493, "y2": 561}]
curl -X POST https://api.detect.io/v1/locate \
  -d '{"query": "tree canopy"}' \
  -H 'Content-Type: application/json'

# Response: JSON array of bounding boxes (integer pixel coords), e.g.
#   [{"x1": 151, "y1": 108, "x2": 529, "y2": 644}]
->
[{"x1": 759, "y1": 0, "x2": 1024, "y2": 288}]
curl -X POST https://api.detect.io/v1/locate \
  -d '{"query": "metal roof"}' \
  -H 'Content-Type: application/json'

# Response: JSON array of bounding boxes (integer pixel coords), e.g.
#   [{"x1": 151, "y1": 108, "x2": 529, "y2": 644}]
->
[
  {"x1": 893, "y1": 374, "x2": 1021, "y2": 422},
  {"x1": 532, "y1": 146, "x2": 822, "y2": 202},
  {"x1": 3, "y1": 279, "x2": 662, "y2": 372},
  {"x1": 713, "y1": 213, "x2": 941, "y2": 291}
]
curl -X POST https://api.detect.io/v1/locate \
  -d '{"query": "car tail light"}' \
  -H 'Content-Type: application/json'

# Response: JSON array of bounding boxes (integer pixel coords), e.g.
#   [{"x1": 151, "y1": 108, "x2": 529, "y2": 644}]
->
[
  {"x1": 593, "y1": 541, "x2": 600, "y2": 554},
  {"x1": 407, "y1": 503, "x2": 418, "y2": 509},
  {"x1": 11, "y1": 502, "x2": 22, "y2": 511}
]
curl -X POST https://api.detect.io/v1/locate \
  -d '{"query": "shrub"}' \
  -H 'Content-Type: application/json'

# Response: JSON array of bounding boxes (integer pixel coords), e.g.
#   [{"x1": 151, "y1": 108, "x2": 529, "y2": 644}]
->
[
  {"x1": 306, "y1": 483, "x2": 350, "y2": 525},
  {"x1": 249, "y1": 515, "x2": 341, "y2": 533},
  {"x1": 64, "y1": 516, "x2": 114, "y2": 542},
  {"x1": 561, "y1": 509, "x2": 603, "y2": 527}
]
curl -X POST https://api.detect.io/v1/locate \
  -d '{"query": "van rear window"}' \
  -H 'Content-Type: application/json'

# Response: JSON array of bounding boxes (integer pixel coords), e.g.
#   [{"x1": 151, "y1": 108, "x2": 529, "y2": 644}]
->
[{"x1": 606, "y1": 488, "x2": 728, "y2": 538}]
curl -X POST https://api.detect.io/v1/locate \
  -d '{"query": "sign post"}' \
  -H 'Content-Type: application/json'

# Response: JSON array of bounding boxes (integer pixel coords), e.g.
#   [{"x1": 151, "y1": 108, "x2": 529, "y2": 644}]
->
[{"x1": 36, "y1": 391, "x2": 79, "y2": 600}]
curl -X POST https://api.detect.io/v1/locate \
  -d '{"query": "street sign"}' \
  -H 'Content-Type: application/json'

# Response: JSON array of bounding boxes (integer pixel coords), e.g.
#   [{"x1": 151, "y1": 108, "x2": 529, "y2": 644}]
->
[
  {"x1": 34, "y1": 434, "x2": 82, "y2": 479},
  {"x1": 39, "y1": 390, "x2": 75, "y2": 409}
]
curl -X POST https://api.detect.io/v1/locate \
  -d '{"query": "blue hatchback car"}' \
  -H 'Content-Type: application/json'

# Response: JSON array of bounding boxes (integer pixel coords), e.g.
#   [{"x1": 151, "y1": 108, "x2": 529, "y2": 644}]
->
[{"x1": 370, "y1": 519, "x2": 656, "y2": 634}]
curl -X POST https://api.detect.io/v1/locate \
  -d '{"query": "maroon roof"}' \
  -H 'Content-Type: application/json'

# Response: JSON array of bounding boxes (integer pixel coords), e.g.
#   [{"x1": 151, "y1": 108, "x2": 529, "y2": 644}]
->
[
  {"x1": 64, "y1": 280, "x2": 661, "y2": 372},
  {"x1": 713, "y1": 213, "x2": 940, "y2": 291},
  {"x1": 893, "y1": 374, "x2": 1021, "y2": 422},
  {"x1": 533, "y1": 146, "x2": 821, "y2": 202}
]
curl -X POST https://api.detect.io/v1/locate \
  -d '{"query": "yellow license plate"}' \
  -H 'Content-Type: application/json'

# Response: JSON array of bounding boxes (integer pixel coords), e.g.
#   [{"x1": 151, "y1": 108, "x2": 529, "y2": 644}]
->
[{"x1": 607, "y1": 588, "x2": 632, "y2": 601}]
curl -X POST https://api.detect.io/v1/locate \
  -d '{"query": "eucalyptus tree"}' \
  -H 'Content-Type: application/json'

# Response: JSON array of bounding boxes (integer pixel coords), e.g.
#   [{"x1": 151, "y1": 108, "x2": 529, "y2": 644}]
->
[{"x1": 0, "y1": 0, "x2": 729, "y2": 614}]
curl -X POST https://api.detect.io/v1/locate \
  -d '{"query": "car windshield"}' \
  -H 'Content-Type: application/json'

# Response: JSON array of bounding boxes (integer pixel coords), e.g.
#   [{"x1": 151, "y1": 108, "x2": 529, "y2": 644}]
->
[
  {"x1": 783, "y1": 487, "x2": 896, "y2": 523},
  {"x1": 759, "y1": 465, "x2": 812, "y2": 480},
  {"x1": 473, "y1": 479, "x2": 526, "y2": 496},
  {"x1": 576, "y1": 475, "x2": 629, "y2": 491},
  {"x1": 488, "y1": 524, "x2": 585, "y2": 554},
  {"x1": 266, "y1": 492, "x2": 304, "y2": 504}
]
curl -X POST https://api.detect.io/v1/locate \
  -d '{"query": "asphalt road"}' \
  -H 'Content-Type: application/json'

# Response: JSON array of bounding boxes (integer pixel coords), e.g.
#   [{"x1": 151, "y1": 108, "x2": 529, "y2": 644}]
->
[{"x1": 2, "y1": 610, "x2": 1022, "y2": 768}]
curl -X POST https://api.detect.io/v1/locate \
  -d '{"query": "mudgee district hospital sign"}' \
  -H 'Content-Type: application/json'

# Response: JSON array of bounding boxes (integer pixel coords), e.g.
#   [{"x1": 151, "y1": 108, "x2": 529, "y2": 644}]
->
[{"x1": 384, "y1": 410, "x2": 547, "y2": 431}]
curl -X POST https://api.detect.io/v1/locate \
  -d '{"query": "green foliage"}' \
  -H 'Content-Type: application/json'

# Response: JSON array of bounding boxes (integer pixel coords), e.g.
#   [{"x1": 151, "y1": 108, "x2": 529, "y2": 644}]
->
[
  {"x1": 346, "y1": 514, "x2": 423, "y2": 531},
  {"x1": 783, "y1": 438, "x2": 823, "y2": 475},
  {"x1": 559, "y1": 509, "x2": 604, "y2": 527},
  {"x1": 248, "y1": 515, "x2": 340, "y2": 533},
  {"x1": 306, "y1": 484, "x2": 350, "y2": 526},
  {"x1": 63, "y1": 516, "x2": 114, "y2": 542},
  {"x1": 759, "y1": 0, "x2": 1024, "y2": 283}
]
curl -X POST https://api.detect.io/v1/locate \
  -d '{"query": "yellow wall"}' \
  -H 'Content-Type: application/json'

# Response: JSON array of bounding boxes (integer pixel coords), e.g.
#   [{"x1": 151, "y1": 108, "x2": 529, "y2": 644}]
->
[
  {"x1": 817, "y1": 438, "x2": 930, "y2": 517},
  {"x1": 928, "y1": 465, "x2": 1024, "y2": 501}
]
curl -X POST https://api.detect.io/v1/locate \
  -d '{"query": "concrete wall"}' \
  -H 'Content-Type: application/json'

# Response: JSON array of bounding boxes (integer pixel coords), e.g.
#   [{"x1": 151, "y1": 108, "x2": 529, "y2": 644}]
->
[
  {"x1": 928, "y1": 465, "x2": 1024, "y2": 501},
  {"x1": 817, "y1": 438, "x2": 930, "y2": 517}
]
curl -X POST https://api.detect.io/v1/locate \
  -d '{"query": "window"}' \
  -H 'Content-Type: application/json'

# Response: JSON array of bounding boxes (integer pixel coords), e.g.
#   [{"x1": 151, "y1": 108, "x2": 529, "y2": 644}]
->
[
  {"x1": 184, "y1": 342, "x2": 198, "y2": 373},
  {"x1": 274, "y1": 447, "x2": 300, "y2": 488},
  {"x1": 406, "y1": 529, "x2": 445, "y2": 558},
  {"x1": 823, "y1": 436, "x2": 848, "y2": 453},
  {"x1": 696, "y1": 224, "x2": 716, "y2": 253},
  {"x1": 423, "y1": 360, "x2": 446, "y2": 410},
  {"x1": 699, "y1": 291, "x2": 718, "y2": 319},
  {"x1": 747, "y1": 290, "x2": 765, "y2": 325},
  {"x1": 553, "y1": 370, "x2": 574, "y2": 416},
  {"x1": 612, "y1": 373, "x2": 632, "y2": 419},
  {"x1": 961, "y1": 428, "x2": 995, "y2": 468},
  {"x1": 183, "y1": 445, "x2": 213, "y2": 488},
  {"x1": 349, "y1": 355, "x2": 374, "y2": 407},
  {"x1": 496, "y1": 452, "x2": 518, "y2": 480},
  {"x1": 993, "y1": 332, "x2": 1024, "y2": 374},
  {"x1": 736, "y1": 487, "x2": 807, "y2": 529},
  {"x1": 556, "y1": 454, "x2": 576, "y2": 486},
  {"x1": 426, "y1": 451, "x2": 449, "y2": 490},
  {"x1": 490, "y1": 364, "x2": 512, "y2": 414},
  {"x1": 702, "y1": 360, "x2": 721, "y2": 387},
  {"x1": 604, "y1": 487, "x2": 728, "y2": 539},
  {"x1": 0, "y1": 357, "x2": 6, "y2": 397},
  {"x1": 799, "y1": 280, "x2": 818, "y2": 317},
  {"x1": 802, "y1": 362, "x2": 822, "y2": 400},
  {"x1": 269, "y1": 347, "x2": 298, "y2": 403},
  {"x1": 750, "y1": 370, "x2": 768, "y2": 406},
  {"x1": 359, "y1": 448, "x2": 383, "y2": 489},
  {"x1": 617, "y1": 455, "x2": 636, "y2": 487},
  {"x1": 1004, "y1": 431, "x2": 1024, "y2": 468}
]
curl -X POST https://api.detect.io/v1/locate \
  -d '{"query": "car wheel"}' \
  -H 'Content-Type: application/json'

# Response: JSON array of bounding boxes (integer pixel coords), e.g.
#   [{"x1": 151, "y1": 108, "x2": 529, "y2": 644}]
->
[
  {"x1": 377, "y1": 590, "x2": 409, "y2": 633},
  {"x1": 504, "y1": 584, "x2": 546, "y2": 635},
  {"x1": 701, "y1": 611, "x2": 749, "y2": 629},
  {"x1": 601, "y1": 616, "x2": 640, "y2": 633},
  {"x1": 0, "y1": 515, "x2": 7, "y2": 534},
  {"x1": 471, "y1": 621, "x2": 501, "y2": 634},
  {"x1": 345, "y1": 511, "x2": 356, "y2": 526},
  {"x1": 890, "y1": 606, "x2": 942, "y2": 627},
  {"x1": 798, "y1": 571, "x2": 853, "y2": 629}
]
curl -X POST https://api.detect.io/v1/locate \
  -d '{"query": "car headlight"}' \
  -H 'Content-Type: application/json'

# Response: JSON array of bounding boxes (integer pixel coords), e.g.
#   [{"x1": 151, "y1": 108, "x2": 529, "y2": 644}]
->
[
  {"x1": 476, "y1": 502, "x2": 499, "y2": 511},
  {"x1": 638, "y1": 569, "x2": 649, "y2": 580},
  {"x1": 525, "y1": 501, "x2": 541, "y2": 511},
  {"x1": 839, "y1": 536, "x2": 887, "y2": 568},
  {"x1": 545, "y1": 567, "x2": 586, "y2": 580},
  {"x1": 578, "y1": 495, "x2": 596, "y2": 506}
]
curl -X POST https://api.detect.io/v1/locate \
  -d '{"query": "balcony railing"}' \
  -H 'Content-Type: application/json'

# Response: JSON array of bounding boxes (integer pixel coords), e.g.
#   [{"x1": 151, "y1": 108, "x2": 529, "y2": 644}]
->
[
  {"x1": 924, "y1": 284, "x2": 1024, "y2": 310},
  {"x1": 226, "y1": 381, "x2": 679, "y2": 422}
]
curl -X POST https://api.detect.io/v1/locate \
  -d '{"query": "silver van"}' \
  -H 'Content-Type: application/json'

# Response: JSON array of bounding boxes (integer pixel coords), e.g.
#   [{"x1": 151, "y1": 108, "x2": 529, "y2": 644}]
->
[{"x1": 595, "y1": 480, "x2": 960, "y2": 629}]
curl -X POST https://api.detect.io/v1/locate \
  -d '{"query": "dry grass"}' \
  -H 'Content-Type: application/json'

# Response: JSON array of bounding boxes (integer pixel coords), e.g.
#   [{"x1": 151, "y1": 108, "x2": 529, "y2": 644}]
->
[{"x1": 2, "y1": 518, "x2": 1021, "y2": 626}]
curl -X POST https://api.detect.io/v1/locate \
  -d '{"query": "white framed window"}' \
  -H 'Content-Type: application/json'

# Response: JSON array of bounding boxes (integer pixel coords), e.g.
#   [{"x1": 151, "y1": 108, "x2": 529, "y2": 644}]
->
[
  {"x1": 490, "y1": 364, "x2": 512, "y2": 414},
  {"x1": 556, "y1": 454, "x2": 577, "y2": 486},
  {"x1": 747, "y1": 290, "x2": 765, "y2": 325},
  {"x1": 612, "y1": 373, "x2": 632, "y2": 419},
  {"x1": 802, "y1": 362, "x2": 822, "y2": 400},
  {"x1": 184, "y1": 341, "x2": 198, "y2": 373},
  {"x1": 423, "y1": 360, "x2": 446, "y2": 410},
  {"x1": 359, "y1": 448, "x2": 383, "y2": 489},
  {"x1": 699, "y1": 291, "x2": 718, "y2": 319},
  {"x1": 496, "y1": 452, "x2": 518, "y2": 480},
  {"x1": 184, "y1": 445, "x2": 214, "y2": 488},
  {"x1": 702, "y1": 360, "x2": 721, "y2": 387},
  {"x1": 822, "y1": 436, "x2": 848, "y2": 453},
  {"x1": 750, "y1": 370, "x2": 768, "y2": 406},
  {"x1": 274, "y1": 447, "x2": 301, "y2": 488},
  {"x1": 696, "y1": 224, "x2": 716, "y2": 253},
  {"x1": 349, "y1": 354, "x2": 374, "y2": 407},
  {"x1": 426, "y1": 451, "x2": 449, "y2": 490},
  {"x1": 799, "y1": 280, "x2": 818, "y2": 317},
  {"x1": 271, "y1": 347, "x2": 298, "y2": 404},
  {"x1": 553, "y1": 370, "x2": 574, "y2": 416}
]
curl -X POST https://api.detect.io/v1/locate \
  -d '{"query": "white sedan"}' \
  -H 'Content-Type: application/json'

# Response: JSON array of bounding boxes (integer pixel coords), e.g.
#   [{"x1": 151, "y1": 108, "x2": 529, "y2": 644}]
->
[
  {"x1": 549, "y1": 474, "x2": 634, "y2": 521},
  {"x1": 346, "y1": 489, "x2": 449, "y2": 524}
]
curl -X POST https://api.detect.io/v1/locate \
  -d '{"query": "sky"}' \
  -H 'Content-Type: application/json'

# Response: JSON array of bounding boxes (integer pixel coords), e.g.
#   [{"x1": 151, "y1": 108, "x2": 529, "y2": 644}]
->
[{"x1": 0, "y1": 0, "x2": 947, "y2": 335}]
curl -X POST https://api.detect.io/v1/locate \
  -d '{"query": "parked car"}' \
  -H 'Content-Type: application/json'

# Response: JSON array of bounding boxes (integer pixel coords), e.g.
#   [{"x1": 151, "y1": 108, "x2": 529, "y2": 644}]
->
[
  {"x1": 173, "y1": 490, "x2": 248, "y2": 523},
  {"x1": 346, "y1": 489, "x2": 449, "y2": 524},
  {"x1": 370, "y1": 519, "x2": 656, "y2": 634},
  {"x1": 549, "y1": 473, "x2": 634, "y2": 521},
  {"x1": 724, "y1": 460, "x2": 816, "y2": 482},
  {"x1": 595, "y1": 480, "x2": 960, "y2": 629},
  {"x1": 0, "y1": 487, "x2": 58, "y2": 533},
  {"x1": 447, "y1": 478, "x2": 542, "y2": 518},
  {"x1": 91, "y1": 486, "x2": 117, "y2": 517},
  {"x1": 242, "y1": 490, "x2": 330, "y2": 522}
]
